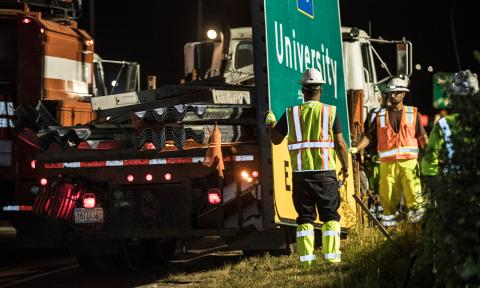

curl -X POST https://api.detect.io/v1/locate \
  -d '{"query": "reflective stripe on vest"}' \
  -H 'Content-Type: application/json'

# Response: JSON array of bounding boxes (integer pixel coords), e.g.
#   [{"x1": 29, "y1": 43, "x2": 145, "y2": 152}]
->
[
  {"x1": 286, "y1": 102, "x2": 336, "y2": 172},
  {"x1": 406, "y1": 106, "x2": 415, "y2": 125},
  {"x1": 288, "y1": 141, "x2": 334, "y2": 150},
  {"x1": 292, "y1": 105, "x2": 303, "y2": 170},
  {"x1": 377, "y1": 106, "x2": 419, "y2": 162},
  {"x1": 379, "y1": 147, "x2": 419, "y2": 159},
  {"x1": 379, "y1": 109, "x2": 386, "y2": 128},
  {"x1": 300, "y1": 254, "x2": 316, "y2": 262},
  {"x1": 438, "y1": 117, "x2": 454, "y2": 160}
]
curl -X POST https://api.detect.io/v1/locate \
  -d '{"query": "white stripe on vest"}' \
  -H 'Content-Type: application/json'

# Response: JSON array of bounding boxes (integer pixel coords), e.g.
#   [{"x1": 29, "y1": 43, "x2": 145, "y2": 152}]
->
[
  {"x1": 322, "y1": 105, "x2": 330, "y2": 170},
  {"x1": 288, "y1": 141, "x2": 334, "y2": 150},
  {"x1": 379, "y1": 109, "x2": 386, "y2": 128},
  {"x1": 292, "y1": 106, "x2": 303, "y2": 171},
  {"x1": 438, "y1": 117, "x2": 454, "y2": 160}
]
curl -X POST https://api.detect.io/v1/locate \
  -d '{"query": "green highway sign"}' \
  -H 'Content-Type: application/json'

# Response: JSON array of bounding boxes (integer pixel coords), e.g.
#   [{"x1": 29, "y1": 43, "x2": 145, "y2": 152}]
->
[{"x1": 264, "y1": 0, "x2": 350, "y2": 144}]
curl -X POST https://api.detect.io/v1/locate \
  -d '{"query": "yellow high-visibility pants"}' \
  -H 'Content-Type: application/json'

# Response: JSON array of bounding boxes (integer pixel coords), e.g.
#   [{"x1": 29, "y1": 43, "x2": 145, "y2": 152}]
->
[{"x1": 379, "y1": 159, "x2": 423, "y2": 216}]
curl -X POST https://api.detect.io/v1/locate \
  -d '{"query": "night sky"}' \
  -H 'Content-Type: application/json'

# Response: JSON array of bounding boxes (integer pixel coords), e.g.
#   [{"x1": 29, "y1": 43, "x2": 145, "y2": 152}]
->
[{"x1": 78, "y1": 0, "x2": 478, "y2": 118}]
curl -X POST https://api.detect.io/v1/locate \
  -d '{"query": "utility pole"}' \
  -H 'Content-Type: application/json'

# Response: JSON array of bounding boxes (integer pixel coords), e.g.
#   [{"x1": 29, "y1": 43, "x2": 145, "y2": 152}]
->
[{"x1": 89, "y1": 0, "x2": 95, "y2": 37}]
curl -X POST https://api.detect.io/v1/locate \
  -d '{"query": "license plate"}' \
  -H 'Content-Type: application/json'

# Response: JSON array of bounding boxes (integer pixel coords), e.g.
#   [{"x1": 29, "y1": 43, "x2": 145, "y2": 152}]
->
[{"x1": 74, "y1": 208, "x2": 104, "y2": 224}]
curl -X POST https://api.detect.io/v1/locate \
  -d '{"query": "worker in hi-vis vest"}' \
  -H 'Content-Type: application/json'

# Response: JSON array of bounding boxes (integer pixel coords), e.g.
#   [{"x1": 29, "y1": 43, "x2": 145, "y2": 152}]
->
[
  {"x1": 350, "y1": 75, "x2": 429, "y2": 226},
  {"x1": 422, "y1": 70, "x2": 479, "y2": 177},
  {"x1": 265, "y1": 68, "x2": 349, "y2": 266}
]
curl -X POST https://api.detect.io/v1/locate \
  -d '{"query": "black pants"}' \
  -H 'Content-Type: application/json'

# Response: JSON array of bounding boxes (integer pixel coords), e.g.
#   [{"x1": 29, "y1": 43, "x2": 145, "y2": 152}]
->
[{"x1": 292, "y1": 171, "x2": 341, "y2": 224}]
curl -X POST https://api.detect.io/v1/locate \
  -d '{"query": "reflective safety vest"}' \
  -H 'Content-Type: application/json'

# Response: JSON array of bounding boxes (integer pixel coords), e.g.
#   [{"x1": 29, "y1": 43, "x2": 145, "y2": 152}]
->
[
  {"x1": 286, "y1": 101, "x2": 336, "y2": 172},
  {"x1": 376, "y1": 106, "x2": 419, "y2": 162}
]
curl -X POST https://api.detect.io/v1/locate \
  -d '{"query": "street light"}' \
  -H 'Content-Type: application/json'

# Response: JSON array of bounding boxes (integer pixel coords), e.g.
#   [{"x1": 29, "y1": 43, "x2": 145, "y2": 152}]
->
[{"x1": 207, "y1": 29, "x2": 218, "y2": 40}]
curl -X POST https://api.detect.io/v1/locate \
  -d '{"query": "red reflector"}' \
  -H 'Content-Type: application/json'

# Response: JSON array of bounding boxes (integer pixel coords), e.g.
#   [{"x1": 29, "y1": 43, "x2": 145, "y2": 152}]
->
[
  {"x1": 31, "y1": 160, "x2": 36, "y2": 169},
  {"x1": 82, "y1": 193, "x2": 96, "y2": 209},
  {"x1": 251, "y1": 170, "x2": 259, "y2": 178},
  {"x1": 208, "y1": 189, "x2": 222, "y2": 205},
  {"x1": 22, "y1": 18, "x2": 32, "y2": 24},
  {"x1": 164, "y1": 173, "x2": 172, "y2": 181},
  {"x1": 145, "y1": 174, "x2": 153, "y2": 181},
  {"x1": 127, "y1": 175, "x2": 134, "y2": 182},
  {"x1": 40, "y1": 178, "x2": 48, "y2": 186}
]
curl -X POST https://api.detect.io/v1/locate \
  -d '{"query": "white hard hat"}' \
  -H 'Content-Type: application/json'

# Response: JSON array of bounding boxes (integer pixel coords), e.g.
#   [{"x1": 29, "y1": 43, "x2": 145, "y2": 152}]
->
[
  {"x1": 299, "y1": 68, "x2": 325, "y2": 85},
  {"x1": 451, "y1": 70, "x2": 479, "y2": 96},
  {"x1": 385, "y1": 75, "x2": 410, "y2": 93}
]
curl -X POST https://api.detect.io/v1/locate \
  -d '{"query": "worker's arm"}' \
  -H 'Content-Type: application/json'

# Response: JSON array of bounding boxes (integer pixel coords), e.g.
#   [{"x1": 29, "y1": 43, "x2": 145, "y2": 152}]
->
[
  {"x1": 266, "y1": 112, "x2": 287, "y2": 145},
  {"x1": 421, "y1": 124, "x2": 443, "y2": 176},
  {"x1": 334, "y1": 132, "x2": 349, "y2": 172},
  {"x1": 418, "y1": 134, "x2": 429, "y2": 149},
  {"x1": 354, "y1": 136, "x2": 370, "y2": 152},
  {"x1": 416, "y1": 112, "x2": 428, "y2": 149},
  {"x1": 270, "y1": 123, "x2": 285, "y2": 145}
]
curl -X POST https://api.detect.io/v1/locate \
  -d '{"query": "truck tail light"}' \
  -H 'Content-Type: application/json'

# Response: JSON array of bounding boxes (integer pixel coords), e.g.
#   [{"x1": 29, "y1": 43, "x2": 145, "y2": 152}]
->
[
  {"x1": 127, "y1": 174, "x2": 134, "y2": 182},
  {"x1": 145, "y1": 174, "x2": 153, "y2": 181},
  {"x1": 240, "y1": 170, "x2": 257, "y2": 183},
  {"x1": 40, "y1": 178, "x2": 48, "y2": 186},
  {"x1": 208, "y1": 188, "x2": 222, "y2": 205},
  {"x1": 164, "y1": 173, "x2": 172, "y2": 181},
  {"x1": 22, "y1": 18, "x2": 32, "y2": 24},
  {"x1": 82, "y1": 193, "x2": 96, "y2": 209},
  {"x1": 31, "y1": 160, "x2": 36, "y2": 169}
]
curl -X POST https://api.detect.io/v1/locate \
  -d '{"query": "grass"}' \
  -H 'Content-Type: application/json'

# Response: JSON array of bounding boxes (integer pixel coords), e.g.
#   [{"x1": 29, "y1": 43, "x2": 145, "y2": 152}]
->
[{"x1": 145, "y1": 225, "x2": 421, "y2": 288}]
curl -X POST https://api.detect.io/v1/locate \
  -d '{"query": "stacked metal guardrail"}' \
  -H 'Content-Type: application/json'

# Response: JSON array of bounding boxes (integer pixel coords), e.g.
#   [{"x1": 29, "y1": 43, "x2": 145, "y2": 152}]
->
[{"x1": 15, "y1": 84, "x2": 257, "y2": 152}]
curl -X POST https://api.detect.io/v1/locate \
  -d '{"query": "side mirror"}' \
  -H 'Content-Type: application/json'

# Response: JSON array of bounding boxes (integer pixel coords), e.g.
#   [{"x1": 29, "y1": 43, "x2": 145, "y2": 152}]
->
[{"x1": 396, "y1": 41, "x2": 413, "y2": 77}]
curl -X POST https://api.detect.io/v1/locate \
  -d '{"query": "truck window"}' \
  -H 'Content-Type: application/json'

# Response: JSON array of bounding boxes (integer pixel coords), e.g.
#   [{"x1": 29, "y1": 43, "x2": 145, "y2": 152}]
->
[
  {"x1": 235, "y1": 41, "x2": 253, "y2": 69},
  {"x1": 360, "y1": 43, "x2": 374, "y2": 84},
  {"x1": 0, "y1": 20, "x2": 16, "y2": 85}
]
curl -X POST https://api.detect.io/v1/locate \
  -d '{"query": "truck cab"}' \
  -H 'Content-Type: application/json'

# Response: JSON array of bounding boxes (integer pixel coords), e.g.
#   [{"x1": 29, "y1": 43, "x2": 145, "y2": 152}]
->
[{"x1": 0, "y1": 1, "x2": 140, "y2": 248}]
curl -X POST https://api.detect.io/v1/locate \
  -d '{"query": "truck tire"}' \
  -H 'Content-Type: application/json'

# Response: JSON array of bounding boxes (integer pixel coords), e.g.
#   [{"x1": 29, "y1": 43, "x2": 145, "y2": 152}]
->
[
  {"x1": 151, "y1": 239, "x2": 176, "y2": 268},
  {"x1": 116, "y1": 239, "x2": 151, "y2": 272},
  {"x1": 117, "y1": 239, "x2": 176, "y2": 272}
]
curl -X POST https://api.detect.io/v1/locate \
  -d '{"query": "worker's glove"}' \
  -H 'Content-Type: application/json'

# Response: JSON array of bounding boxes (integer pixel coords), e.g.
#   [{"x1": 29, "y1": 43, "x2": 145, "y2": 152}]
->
[
  {"x1": 349, "y1": 147, "x2": 359, "y2": 154},
  {"x1": 264, "y1": 111, "x2": 277, "y2": 126}
]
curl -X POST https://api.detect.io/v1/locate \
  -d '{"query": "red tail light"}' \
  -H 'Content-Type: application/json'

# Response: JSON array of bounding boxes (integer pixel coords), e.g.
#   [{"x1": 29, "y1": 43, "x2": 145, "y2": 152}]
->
[
  {"x1": 127, "y1": 174, "x2": 134, "y2": 182},
  {"x1": 251, "y1": 170, "x2": 259, "y2": 178},
  {"x1": 31, "y1": 160, "x2": 36, "y2": 169},
  {"x1": 22, "y1": 18, "x2": 32, "y2": 24},
  {"x1": 40, "y1": 178, "x2": 48, "y2": 186},
  {"x1": 164, "y1": 173, "x2": 172, "y2": 181},
  {"x1": 145, "y1": 174, "x2": 153, "y2": 181},
  {"x1": 82, "y1": 193, "x2": 96, "y2": 209},
  {"x1": 208, "y1": 188, "x2": 222, "y2": 205}
]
